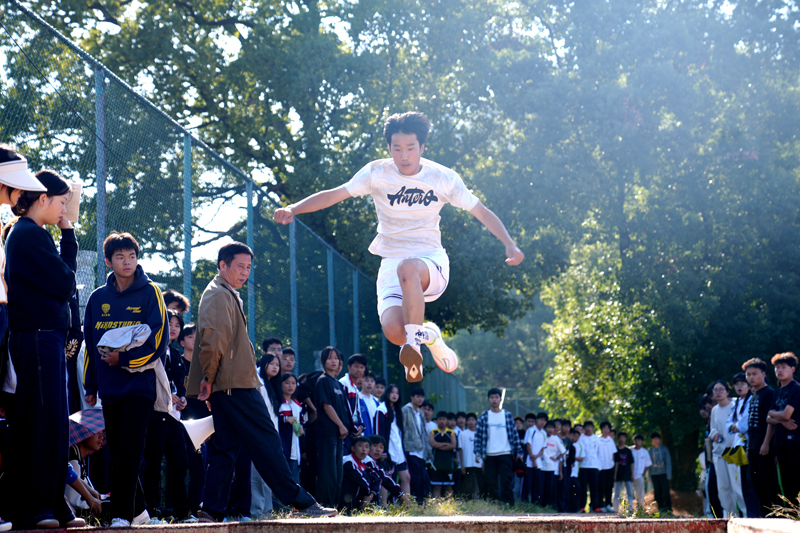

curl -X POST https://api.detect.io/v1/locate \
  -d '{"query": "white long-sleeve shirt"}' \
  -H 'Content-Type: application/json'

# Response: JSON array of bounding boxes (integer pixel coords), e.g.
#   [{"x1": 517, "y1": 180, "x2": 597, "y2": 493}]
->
[
  {"x1": 580, "y1": 434, "x2": 600, "y2": 469},
  {"x1": 597, "y1": 435, "x2": 617, "y2": 470},
  {"x1": 709, "y1": 400, "x2": 735, "y2": 457}
]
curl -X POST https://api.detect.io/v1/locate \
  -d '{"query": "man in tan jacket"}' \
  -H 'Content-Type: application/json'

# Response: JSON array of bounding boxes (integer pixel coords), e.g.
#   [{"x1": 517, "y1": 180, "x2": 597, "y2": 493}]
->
[{"x1": 187, "y1": 242, "x2": 335, "y2": 519}]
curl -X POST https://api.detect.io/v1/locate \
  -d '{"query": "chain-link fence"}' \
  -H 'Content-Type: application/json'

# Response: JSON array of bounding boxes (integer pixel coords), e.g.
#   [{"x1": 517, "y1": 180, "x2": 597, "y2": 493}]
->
[{"x1": 0, "y1": 0, "x2": 396, "y2": 380}]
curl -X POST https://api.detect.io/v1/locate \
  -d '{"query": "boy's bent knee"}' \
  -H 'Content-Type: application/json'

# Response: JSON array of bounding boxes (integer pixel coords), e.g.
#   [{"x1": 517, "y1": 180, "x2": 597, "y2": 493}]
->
[{"x1": 396, "y1": 259, "x2": 425, "y2": 281}]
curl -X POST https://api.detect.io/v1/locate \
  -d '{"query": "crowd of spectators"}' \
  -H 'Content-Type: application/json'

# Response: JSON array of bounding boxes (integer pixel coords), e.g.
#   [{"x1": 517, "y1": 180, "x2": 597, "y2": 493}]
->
[
  {"x1": 0, "y1": 146, "x2": 799, "y2": 530},
  {"x1": 699, "y1": 354, "x2": 800, "y2": 518}
]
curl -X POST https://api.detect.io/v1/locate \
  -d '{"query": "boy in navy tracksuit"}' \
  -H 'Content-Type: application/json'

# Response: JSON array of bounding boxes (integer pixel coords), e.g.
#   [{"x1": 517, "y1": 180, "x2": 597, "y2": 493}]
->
[{"x1": 83, "y1": 232, "x2": 167, "y2": 526}]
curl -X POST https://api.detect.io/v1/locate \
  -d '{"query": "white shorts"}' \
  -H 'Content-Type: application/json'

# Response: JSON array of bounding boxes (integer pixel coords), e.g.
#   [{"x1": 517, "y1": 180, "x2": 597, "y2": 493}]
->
[{"x1": 376, "y1": 248, "x2": 450, "y2": 318}]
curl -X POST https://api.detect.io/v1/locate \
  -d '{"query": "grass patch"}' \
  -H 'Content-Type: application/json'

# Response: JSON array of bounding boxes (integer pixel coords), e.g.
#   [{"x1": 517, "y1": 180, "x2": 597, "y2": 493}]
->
[
  {"x1": 349, "y1": 496, "x2": 552, "y2": 517},
  {"x1": 767, "y1": 495, "x2": 800, "y2": 521}
]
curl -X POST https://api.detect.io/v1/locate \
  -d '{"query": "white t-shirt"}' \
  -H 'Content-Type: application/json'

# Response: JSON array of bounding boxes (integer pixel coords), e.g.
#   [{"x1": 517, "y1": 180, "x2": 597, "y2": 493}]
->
[
  {"x1": 631, "y1": 447, "x2": 652, "y2": 479},
  {"x1": 580, "y1": 434, "x2": 600, "y2": 469},
  {"x1": 459, "y1": 428, "x2": 482, "y2": 468},
  {"x1": 426, "y1": 420, "x2": 438, "y2": 434},
  {"x1": 598, "y1": 436, "x2": 617, "y2": 470},
  {"x1": 570, "y1": 440, "x2": 585, "y2": 478},
  {"x1": 525, "y1": 426, "x2": 546, "y2": 468},
  {"x1": 541, "y1": 434, "x2": 566, "y2": 472},
  {"x1": 344, "y1": 158, "x2": 480, "y2": 258},
  {"x1": 486, "y1": 410, "x2": 511, "y2": 456},
  {"x1": 389, "y1": 418, "x2": 405, "y2": 464},
  {"x1": 280, "y1": 398, "x2": 303, "y2": 461}
]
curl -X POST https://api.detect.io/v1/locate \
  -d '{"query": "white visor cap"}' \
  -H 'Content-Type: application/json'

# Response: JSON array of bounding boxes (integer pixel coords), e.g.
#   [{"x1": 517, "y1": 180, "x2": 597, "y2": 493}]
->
[{"x1": 0, "y1": 159, "x2": 48, "y2": 192}]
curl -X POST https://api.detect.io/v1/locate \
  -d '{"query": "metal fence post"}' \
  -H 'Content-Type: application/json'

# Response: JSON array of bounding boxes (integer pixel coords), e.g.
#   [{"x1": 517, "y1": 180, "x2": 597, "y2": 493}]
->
[
  {"x1": 327, "y1": 249, "x2": 335, "y2": 347},
  {"x1": 246, "y1": 180, "x2": 255, "y2": 347},
  {"x1": 290, "y1": 222, "x2": 298, "y2": 369},
  {"x1": 95, "y1": 68, "x2": 106, "y2": 282},
  {"x1": 352, "y1": 270, "x2": 359, "y2": 354},
  {"x1": 182, "y1": 134, "x2": 192, "y2": 322},
  {"x1": 382, "y1": 333, "x2": 388, "y2": 380}
]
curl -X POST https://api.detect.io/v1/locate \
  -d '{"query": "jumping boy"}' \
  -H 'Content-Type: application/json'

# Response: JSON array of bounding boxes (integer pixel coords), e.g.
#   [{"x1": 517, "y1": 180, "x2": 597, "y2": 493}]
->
[{"x1": 273, "y1": 112, "x2": 524, "y2": 382}]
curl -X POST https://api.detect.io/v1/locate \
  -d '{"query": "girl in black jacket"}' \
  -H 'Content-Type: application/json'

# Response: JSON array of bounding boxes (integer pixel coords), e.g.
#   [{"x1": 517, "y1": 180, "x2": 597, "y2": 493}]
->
[{"x1": 4, "y1": 170, "x2": 78, "y2": 529}]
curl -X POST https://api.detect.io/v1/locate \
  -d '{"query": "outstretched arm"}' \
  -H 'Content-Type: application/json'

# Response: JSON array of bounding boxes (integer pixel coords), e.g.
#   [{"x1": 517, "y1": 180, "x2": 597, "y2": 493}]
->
[
  {"x1": 274, "y1": 185, "x2": 352, "y2": 225},
  {"x1": 469, "y1": 202, "x2": 525, "y2": 266}
]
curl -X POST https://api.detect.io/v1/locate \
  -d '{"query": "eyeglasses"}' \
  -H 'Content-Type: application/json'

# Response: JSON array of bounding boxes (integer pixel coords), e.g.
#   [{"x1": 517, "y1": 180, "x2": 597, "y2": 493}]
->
[{"x1": 266, "y1": 348, "x2": 282, "y2": 354}]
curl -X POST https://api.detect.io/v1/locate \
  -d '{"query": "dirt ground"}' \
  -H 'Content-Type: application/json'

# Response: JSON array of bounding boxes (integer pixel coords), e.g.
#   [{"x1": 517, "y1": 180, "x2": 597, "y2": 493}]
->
[{"x1": 641, "y1": 489, "x2": 705, "y2": 517}]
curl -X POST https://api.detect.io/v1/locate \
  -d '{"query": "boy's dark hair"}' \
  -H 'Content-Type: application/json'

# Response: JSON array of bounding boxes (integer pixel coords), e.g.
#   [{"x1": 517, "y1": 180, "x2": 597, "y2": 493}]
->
[
  {"x1": 409, "y1": 387, "x2": 425, "y2": 398},
  {"x1": 383, "y1": 112, "x2": 431, "y2": 146},
  {"x1": 348, "y1": 353, "x2": 368, "y2": 368},
  {"x1": 487, "y1": 387, "x2": 502, "y2": 398},
  {"x1": 525, "y1": 413, "x2": 537, "y2": 421},
  {"x1": 569, "y1": 428, "x2": 580, "y2": 436},
  {"x1": 421, "y1": 399, "x2": 433, "y2": 409},
  {"x1": 583, "y1": 420, "x2": 595, "y2": 428},
  {"x1": 167, "y1": 308, "x2": 184, "y2": 330},
  {"x1": 262, "y1": 337, "x2": 282, "y2": 352},
  {"x1": 562, "y1": 419, "x2": 572, "y2": 427},
  {"x1": 375, "y1": 377, "x2": 387, "y2": 387},
  {"x1": 466, "y1": 413, "x2": 477, "y2": 421},
  {"x1": 103, "y1": 232, "x2": 140, "y2": 261},
  {"x1": 600, "y1": 421, "x2": 611, "y2": 430},
  {"x1": 456, "y1": 412, "x2": 467, "y2": 419},
  {"x1": 514, "y1": 416, "x2": 523, "y2": 424},
  {"x1": 363, "y1": 371, "x2": 376, "y2": 381},
  {"x1": 610, "y1": 429, "x2": 617, "y2": 435},
  {"x1": 651, "y1": 432, "x2": 662, "y2": 439},
  {"x1": 617, "y1": 431, "x2": 628, "y2": 438},
  {"x1": 350, "y1": 436, "x2": 370, "y2": 449},
  {"x1": 162, "y1": 289, "x2": 189, "y2": 312},
  {"x1": 574, "y1": 424, "x2": 583, "y2": 429},
  {"x1": 634, "y1": 434, "x2": 644, "y2": 441},
  {"x1": 319, "y1": 346, "x2": 343, "y2": 367},
  {"x1": 537, "y1": 412, "x2": 549, "y2": 421},
  {"x1": 368, "y1": 435, "x2": 387, "y2": 448},
  {"x1": 282, "y1": 347, "x2": 295, "y2": 356},
  {"x1": 436, "y1": 411, "x2": 448, "y2": 419},
  {"x1": 446, "y1": 412, "x2": 456, "y2": 420},
  {"x1": 742, "y1": 357, "x2": 767, "y2": 373},
  {"x1": 217, "y1": 241, "x2": 253, "y2": 269},
  {"x1": 178, "y1": 323, "x2": 196, "y2": 343},
  {"x1": 771, "y1": 352, "x2": 798, "y2": 368},
  {"x1": 545, "y1": 421, "x2": 555, "y2": 429}
]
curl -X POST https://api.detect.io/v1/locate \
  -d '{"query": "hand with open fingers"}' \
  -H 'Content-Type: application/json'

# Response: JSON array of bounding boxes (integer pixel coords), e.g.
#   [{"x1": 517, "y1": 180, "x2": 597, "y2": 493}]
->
[
  {"x1": 505, "y1": 243, "x2": 524, "y2": 266},
  {"x1": 274, "y1": 207, "x2": 295, "y2": 225}
]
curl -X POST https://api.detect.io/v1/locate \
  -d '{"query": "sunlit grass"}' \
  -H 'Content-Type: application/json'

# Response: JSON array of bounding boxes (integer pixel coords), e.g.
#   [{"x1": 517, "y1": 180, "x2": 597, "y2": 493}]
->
[{"x1": 349, "y1": 496, "x2": 552, "y2": 517}]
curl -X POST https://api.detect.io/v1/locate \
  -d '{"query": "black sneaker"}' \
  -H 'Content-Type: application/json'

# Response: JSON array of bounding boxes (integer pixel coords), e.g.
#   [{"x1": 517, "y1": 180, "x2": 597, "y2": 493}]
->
[{"x1": 296, "y1": 503, "x2": 338, "y2": 518}]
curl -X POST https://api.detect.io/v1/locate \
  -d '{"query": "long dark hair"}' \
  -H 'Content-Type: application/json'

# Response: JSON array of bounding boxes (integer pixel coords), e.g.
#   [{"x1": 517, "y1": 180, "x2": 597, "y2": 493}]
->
[
  {"x1": 259, "y1": 353, "x2": 281, "y2": 415},
  {"x1": 381, "y1": 383, "x2": 403, "y2": 429}
]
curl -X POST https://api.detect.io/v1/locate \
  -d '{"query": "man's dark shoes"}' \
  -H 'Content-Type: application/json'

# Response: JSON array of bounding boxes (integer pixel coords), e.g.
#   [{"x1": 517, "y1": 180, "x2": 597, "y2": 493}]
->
[{"x1": 296, "y1": 503, "x2": 338, "y2": 517}]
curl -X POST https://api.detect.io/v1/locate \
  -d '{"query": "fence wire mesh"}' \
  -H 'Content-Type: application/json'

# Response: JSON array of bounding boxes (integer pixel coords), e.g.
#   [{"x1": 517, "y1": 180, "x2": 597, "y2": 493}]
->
[{"x1": 0, "y1": 0, "x2": 405, "y2": 382}]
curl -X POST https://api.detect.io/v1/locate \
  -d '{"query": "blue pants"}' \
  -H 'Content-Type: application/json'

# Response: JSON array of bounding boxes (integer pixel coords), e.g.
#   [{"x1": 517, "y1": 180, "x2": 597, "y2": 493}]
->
[
  {"x1": 202, "y1": 389, "x2": 315, "y2": 519},
  {"x1": 7, "y1": 329, "x2": 72, "y2": 528},
  {"x1": 406, "y1": 454, "x2": 431, "y2": 504}
]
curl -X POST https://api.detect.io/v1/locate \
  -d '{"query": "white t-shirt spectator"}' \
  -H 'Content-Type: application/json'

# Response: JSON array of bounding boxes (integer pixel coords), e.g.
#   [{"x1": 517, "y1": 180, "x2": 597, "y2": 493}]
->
[
  {"x1": 598, "y1": 435, "x2": 617, "y2": 470},
  {"x1": 459, "y1": 428, "x2": 482, "y2": 468},
  {"x1": 279, "y1": 398, "x2": 303, "y2": 461},
  {"x1": 580, "y1": 434, "x2": 600, "y2": 469},
  {"x1": 709, "y1": 400, "x2": 736, "y2": 457},
  {"x1": 344, "y1": 158, "x2": 480, "y2": 258},
  {"x1": 525, "y1": 426, "x2": 546, "y2": 469},
  {"x1": 631, "y1": 447, "x2": 652, "y2": 480},
  {"x1": 571, "y1": 440, "x2": 585, "y2": 478},
  {"x1": 541, "y1": 434, "x2": 566, "y2": 472},
  {"x1": 486, "y1": 410, "x2": 511, "y2": 456},
  {"x1": 389, "y1": 418, "x2": 405, "y2": 464}
]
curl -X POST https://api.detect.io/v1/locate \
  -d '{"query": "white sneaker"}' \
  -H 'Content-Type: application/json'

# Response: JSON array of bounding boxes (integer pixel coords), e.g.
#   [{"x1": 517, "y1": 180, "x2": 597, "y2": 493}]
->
[
  {"x1": 110, "y1": 518, "x2": 131, "y2": 528},
  {"x1": 132, "y1": 510, "x2": 150, "y2": 526},
  {"x1": 423, "y1": 322, "x2": 458, "y2": 373},
  {"x1": 0, "y1": 520, "x2": 12, "y2": 532},
  {"x1": 399, "y1": 344, "x2": 424, "y2": 383}
]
